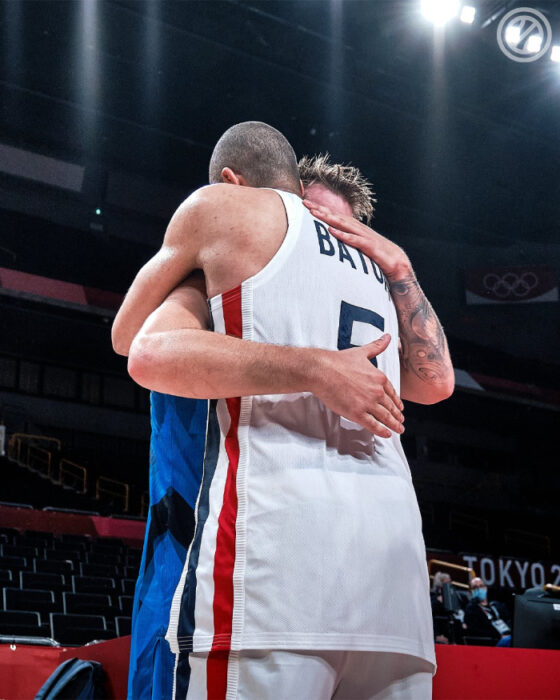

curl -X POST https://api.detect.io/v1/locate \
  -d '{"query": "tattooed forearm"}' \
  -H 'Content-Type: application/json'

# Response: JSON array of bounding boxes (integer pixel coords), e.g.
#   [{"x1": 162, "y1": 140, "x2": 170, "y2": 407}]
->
[{"x1": 390, "y1": 274, "x2": 453, "y2": 389}]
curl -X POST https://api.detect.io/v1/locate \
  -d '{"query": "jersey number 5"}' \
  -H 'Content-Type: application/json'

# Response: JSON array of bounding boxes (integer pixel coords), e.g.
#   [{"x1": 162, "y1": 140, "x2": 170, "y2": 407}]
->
[{"x1": 337, "y1": 301, "x2": 385, "y2": 367}]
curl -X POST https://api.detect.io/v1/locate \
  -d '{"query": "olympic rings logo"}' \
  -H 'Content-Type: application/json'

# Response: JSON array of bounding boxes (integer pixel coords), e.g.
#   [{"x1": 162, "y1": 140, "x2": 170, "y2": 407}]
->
[
  {"x1": 482, "y1": 272, "x2": 539, "y2": 298},
  {"x1": 497, "y1": 8, "x2": 552, "y2": 63}
]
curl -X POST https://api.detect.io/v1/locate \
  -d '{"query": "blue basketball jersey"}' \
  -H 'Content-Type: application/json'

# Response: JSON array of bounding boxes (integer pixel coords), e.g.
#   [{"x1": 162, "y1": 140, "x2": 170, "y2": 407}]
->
[{"x1": 128, "y1": 392, "x2": 208, "y2": 700}]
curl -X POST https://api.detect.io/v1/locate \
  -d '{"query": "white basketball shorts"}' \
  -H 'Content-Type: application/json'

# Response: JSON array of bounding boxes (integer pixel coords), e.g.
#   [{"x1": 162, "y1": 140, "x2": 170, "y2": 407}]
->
[{"x1": 179, "y1": 649, "x2": 433, "y2": 700}]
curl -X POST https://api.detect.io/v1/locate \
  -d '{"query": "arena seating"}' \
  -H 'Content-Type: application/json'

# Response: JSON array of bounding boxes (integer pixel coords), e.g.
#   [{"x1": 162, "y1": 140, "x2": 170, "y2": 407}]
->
[{"x1": 0, "y1": 526, "x2": 139, "y2": 646}]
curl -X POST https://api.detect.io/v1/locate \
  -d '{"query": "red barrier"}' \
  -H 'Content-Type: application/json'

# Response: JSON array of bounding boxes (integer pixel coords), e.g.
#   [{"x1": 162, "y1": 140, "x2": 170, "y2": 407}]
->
[
  {"x1": 433, "y1": 644, "x2": 560, "y2": 699},
  {"x1": 2, "y1": 640, "x2": 559, "y2": 700},
  {"x1": 0, "y1": 643, "x2": 62, "y2": 699},
  {"x1": 0, "y1": 637, "x2": 130, "y2": 699},
  {"x1": 0, "y1": 266, "x2": 124, "y2": 312},
  {"x1": 59, "y1": 635, "x2": 131, "y2": 699},
  {"x1": 0, "y1": 505, "x2": 145, "y2": 547}
]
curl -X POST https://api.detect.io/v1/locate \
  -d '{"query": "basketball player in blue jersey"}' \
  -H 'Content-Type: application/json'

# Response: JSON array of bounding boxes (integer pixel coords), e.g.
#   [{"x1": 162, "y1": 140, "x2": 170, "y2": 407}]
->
[
  {"x1": 116, "y1": 122, "x2": 454, "y2": 698},
  {"x1": 117, "y1": 153, "x2": 379, "y2": 700}
]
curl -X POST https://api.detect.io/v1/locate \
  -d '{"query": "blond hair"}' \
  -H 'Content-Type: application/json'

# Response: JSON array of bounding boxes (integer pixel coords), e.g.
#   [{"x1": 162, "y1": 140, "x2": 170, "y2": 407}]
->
[{"x1": 298, "y1": 153, "x2": 377, "y2": 223}]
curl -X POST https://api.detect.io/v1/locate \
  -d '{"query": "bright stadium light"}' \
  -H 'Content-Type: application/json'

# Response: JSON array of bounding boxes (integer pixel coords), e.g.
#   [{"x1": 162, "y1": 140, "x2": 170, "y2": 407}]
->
[
  {"x1": 526, "y1": 34, "x2": 543, "y2": 54},
  {"x1": 551, "y1": 45, "x2": 560, "y2": 62},
  {"x1": 460, "y1": 6, "x2": 476, "y2": 24},
  {"x1": 421, "y1": 0, "x2": 460, "y2": 26},
  {"x1": 505, "y1": 24, "x2": 521, "y2": 47}
]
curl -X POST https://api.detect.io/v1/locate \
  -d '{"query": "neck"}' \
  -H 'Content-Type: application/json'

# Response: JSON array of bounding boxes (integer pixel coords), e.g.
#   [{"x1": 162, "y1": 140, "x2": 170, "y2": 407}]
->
[{"x1": 274, "y1": 185, "x2": 302, "y2": 197}]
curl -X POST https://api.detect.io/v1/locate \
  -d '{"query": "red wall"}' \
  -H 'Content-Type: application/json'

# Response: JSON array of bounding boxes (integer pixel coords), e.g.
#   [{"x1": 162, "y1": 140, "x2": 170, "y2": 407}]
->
[
  {"x1": 0, "y1": 636, "x2": 130, "y2": 699},
  {"x1": 1, "y1": 641, "x2": 560, "y2": 700}
]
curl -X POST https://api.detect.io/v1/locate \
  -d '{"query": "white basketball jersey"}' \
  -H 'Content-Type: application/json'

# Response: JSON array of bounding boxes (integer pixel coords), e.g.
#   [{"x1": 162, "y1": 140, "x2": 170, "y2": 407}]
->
[{"x1": 167, "y1": 190, "x2": 436, "y2": 674}]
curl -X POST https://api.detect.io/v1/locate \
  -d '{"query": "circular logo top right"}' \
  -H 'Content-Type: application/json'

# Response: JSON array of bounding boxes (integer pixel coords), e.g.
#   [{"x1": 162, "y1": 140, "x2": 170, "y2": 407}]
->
[{"x1": 497, "y1": 7, "x2": 552, "y2": 62}]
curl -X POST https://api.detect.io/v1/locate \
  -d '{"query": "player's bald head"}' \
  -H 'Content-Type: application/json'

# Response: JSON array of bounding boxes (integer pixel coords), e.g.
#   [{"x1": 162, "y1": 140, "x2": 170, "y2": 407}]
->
[{"x1": 209, "y1": 121, "x2": 301, "y2": 195}]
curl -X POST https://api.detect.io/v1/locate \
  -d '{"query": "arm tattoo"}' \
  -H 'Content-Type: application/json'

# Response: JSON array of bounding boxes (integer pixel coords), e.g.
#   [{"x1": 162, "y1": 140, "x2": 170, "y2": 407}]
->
[{"x1": 390, "y1": 274, "x2": 452, "y2": 386}]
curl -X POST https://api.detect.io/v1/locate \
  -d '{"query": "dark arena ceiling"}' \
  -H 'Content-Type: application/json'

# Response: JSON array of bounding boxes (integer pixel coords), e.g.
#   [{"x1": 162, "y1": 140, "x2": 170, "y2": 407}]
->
[{"x1": 1, "y1": 0, "x2": 559, "y2": 371}]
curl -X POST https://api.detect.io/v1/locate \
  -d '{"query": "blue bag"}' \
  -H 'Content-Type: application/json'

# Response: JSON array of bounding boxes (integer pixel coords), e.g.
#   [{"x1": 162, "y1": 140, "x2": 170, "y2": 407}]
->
[{"x1": 34, "y1": 657, "x2": 107, "y2": 699}]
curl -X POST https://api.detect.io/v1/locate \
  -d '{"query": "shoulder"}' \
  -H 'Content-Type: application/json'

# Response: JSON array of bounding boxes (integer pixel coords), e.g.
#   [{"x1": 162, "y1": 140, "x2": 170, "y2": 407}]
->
[
  {"x1": 165, "y1": 185, "x2": 292, "y2": 259},
  {"x1": 192, "y1": 184, "x2": 289, "y2": 232},
  {"x1": 163, "y1": 185, "x2": 243, "y2": 248},
  {"x1": 180, "y1": 183, "x2": 283, "y2": 212}
]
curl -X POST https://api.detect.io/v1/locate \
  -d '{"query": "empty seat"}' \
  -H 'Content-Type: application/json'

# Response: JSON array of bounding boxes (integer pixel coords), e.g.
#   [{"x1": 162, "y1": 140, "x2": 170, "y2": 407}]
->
[
  {"x1": 72, "y1": 575, "x2": 116, "y2": 596},
  {"x1": 86, "y1": 551, "x2": 121, "y2": 566},
  {"x1": 51, "y1": 541, "x2": 86, "y2": 554},
  {"x1": 121, "y1": 578, "x2": 136, "y2": 595},
  {"x1": 21, "y1": 530, "x2": 55, "y2": 546},
  {"x1": 119, "y1": 595, "x2": 134, "y2": 616},
  {"x1": 0, "y1": 571, "x2": 13, "y2": 585},
  {"x1": 0, "y1": 556, "x2": 29, "y2": 573},
  {"x1": 115, "y1": 616, "x2": 131, "y2": 637},
  {"x1": 63, "y1": 592, "x2": 115, "y2": 619},
  {"x1": 3, "y1": 588, "x2": 59, "y2": 618},
  {"x1": 20, "y1": 571, "x2": 67, "y2": 593},
  {"x1": 50, "y1": 612, "x2": 112, "y2": 645},
  {"x1": 44, "y1": 549, "x2": 79, "y2": 563},
  {"x1": 80, "y1": 562, "x2": 118, "y2": 578},
  {"x1": 0, "y1": 610, "x2": 42, "y2": 636},
  {"x1": 2, "y1": 544, "x2": 42, "y2": 559},
  {"x1": 34, "y1": 559, "x2": 74, "y2": 576},
  {"x1": 123, "y1": 566, "x2": 139, "y2": 579},
  {"x1": 59, "y1": 534, "x2": 91, "y2": 547}
]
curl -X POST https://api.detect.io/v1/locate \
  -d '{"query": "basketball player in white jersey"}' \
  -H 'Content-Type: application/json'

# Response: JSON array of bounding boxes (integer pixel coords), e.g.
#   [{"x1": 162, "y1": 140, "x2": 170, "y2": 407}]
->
[
  {"x1": 119, "y1": 155, "x2": 383, "y2": 700},
  {"x1": 120, "y1": 122, "x2": 454, "y2": 698}
]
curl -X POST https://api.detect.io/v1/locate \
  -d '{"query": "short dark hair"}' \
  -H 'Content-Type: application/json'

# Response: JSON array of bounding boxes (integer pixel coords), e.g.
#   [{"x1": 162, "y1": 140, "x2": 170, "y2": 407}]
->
[
  {"x1": 209, "y1": 121, "x2": 301, "y2": 195},
  {"x1": 298, "y1": 153, "x2": 377, "y2": 223}
]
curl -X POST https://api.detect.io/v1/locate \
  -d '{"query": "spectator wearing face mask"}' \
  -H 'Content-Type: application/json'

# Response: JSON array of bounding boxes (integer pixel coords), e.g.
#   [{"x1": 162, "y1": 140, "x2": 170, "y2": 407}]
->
[{"x1": 464, "y1": 577, "x2": 512, "y2": 646}]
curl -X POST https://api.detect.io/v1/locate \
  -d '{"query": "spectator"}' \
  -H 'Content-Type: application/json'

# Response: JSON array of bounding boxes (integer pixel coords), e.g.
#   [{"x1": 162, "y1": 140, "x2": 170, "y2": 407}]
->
[
  {"x1": 431, "y1": 571, "x2": 466, "y2": 644},
  {"x1": 464, "y1": 576, "x2": 511, "y2": 646},
  {"x1": 431, "y1": 572, "x2": 452, "y2": 614},
  {"x1": 431, "y1": 571, "x2": 452, "y2": 643}
]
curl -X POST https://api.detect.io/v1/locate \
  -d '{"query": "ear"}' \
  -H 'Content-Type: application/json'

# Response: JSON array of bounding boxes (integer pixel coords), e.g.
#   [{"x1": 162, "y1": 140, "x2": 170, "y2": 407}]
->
[
  {"x1": 221, "y1": 167, "x2": 248, "y2": 186},
  {"x1": 299, "y1": 179, "x2": 305, "y2": 198}
]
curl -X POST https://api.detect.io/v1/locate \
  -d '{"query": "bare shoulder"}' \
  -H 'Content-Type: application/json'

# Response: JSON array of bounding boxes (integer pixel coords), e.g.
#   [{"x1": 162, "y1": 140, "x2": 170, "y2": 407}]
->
[
  {"x1": 194, "y1": 183, "x2": 285, "y2": 212},
  {"x1": 196, "y1": 187, "x2": 294, "y2": 296},
  {"x1": 163, "y1": 184, "x2": 235, "y2": 249},
  {"x1": 188, "y1": 185, "x2": 288, "y2": 235}
]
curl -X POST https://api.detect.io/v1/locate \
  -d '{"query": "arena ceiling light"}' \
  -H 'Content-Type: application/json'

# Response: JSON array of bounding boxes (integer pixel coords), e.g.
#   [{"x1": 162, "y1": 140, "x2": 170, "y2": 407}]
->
[
  {"x1": 505, "y1": 24, "x2": 521, "y2": 46},
  {"x1": 460, "y1": 6, "x2": 476, "y2": 24},
  {"x1": 420, "y1": 0, "x2": 460, "y2": 26},
  {"x1": 551, "y1": 46, "x2": 560, "y2": 62},
  {"x1": 526, "y1": 34, "x2": 543, "y2": 54}
]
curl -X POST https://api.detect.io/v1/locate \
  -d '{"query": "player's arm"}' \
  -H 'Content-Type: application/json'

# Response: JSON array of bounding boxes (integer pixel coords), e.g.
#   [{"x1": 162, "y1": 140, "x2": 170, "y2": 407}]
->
[
  {"x1": 111, "y1": 188, "x2": 211, "y2": 357},
  {"x1": 128, "y1": 287, "x2": 405, "y2": 438},
  {"x1": 302, "y1": 201, "x2": 454, "y2": 405},
  {"x1": 388, "y1": 273, "x2": 454, "y2": 404}
]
